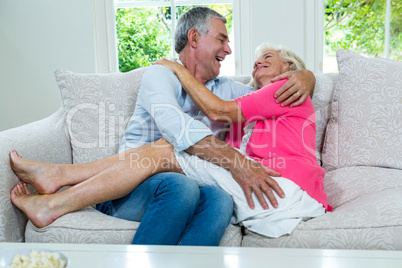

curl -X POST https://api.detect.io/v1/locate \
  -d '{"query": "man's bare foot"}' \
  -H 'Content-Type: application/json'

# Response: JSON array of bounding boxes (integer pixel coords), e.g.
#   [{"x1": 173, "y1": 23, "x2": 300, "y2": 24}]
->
[
  {"x1": 9, "y1": 150, "x2": 62, "y2": 194},
  {"x1": 10, "y1": 182, "x2": 59, "y2": 228}
]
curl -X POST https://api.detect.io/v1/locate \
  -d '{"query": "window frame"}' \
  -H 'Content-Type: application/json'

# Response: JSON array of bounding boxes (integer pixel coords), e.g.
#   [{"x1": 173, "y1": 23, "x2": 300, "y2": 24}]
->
[
  {"x1": 115, "y1": 1, "x2": 233, "y2": 59},
  {"x1": 93, "y1": 0, "x2": 119, "y2": 73},
  {"x1": 93, "y1": 0, "x2": 395, "y2": 75},
  {"x1": 93, "y1": 0, "x2": 234, "y2": 73}
]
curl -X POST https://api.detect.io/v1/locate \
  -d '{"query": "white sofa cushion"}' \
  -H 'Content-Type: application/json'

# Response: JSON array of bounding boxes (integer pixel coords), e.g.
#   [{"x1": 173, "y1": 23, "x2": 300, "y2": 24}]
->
[
  {"x1": 55, "y1": 68, "x2": 147, "y2": 164},
  {"x1": 0, "y1": 108, "x2": 72, "y2": 243},
  {"x1": 25, "y1": 207, "x2": 139, "y2": 244},
  {"x1": 242, "y1": 166, "x2": 402, "y2": 250},
  {"x1": 311, "y1": 74, "x2": 338, "y2": 164},
  {"x1": 322, "y1": 49, "x2": 402, "y2": 171},
  {"x1": 24, "y1": 206, "x2": 242, "y2": 246}
]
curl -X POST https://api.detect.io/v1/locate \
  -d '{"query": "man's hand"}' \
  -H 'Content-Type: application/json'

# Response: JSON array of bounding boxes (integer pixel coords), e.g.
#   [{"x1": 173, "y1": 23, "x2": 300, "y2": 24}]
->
[
  {"x1": 229, "y1": 155, "x2": 284, "y2": 210},
  {"x1": 186, "y1": 135, "x2": 285, "y2": 210},
  {"x1": 271, "y1": 69, "x2": 316, "y2": 107}
]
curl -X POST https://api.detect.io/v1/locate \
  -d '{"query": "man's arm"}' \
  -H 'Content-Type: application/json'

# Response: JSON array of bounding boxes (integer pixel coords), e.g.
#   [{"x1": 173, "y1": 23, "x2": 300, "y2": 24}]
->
[
  {"x1": 143, "y1": 65, "x2": 284, "y2": 209},
  {"x1": 271, "y1": 69, "x2": 316, "y2": 107},
  {"x1": 185, "y1": 135, "x2": 285, "y2": 210},
  {"x1": 140, "y1": 66, "x2": 213, "y2": 151},
  {"x1": 155, "y1": 58, "x2": 315, "y2": 109},
  {"x1": 154, "y1": 58, "x2": 244, "y2": 123}
]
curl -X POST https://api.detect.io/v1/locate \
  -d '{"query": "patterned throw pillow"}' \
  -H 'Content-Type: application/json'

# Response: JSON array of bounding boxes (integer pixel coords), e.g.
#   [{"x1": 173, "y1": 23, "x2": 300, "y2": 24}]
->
[
  {"x1": 322, "y1": 50, "x2": 402, "y2": 171},
  {"x1": 312, "y1": 73, "x2": 338, "y2": 165},
  {"x1": 55, "y1": 68, "x2": 147, "y2": 164}
]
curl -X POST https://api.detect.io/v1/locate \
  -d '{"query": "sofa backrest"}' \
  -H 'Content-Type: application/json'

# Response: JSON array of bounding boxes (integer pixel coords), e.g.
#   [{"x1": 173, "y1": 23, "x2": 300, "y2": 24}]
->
[
  {"x1": 312, "y1": 73, "x2": 339, "y2": 163},
  {"x1": 55, "y1": 67, "x2": 338, "y2": 165},
  {"x1": 55, "y1": 67, "x2": 147, "y2": 164}
]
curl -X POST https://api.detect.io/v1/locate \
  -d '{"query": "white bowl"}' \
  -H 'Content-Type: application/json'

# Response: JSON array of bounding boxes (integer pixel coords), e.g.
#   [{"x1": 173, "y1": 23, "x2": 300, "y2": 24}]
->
[{"x1": 0, "y1": 248, "x2": 69, "y2": 268}]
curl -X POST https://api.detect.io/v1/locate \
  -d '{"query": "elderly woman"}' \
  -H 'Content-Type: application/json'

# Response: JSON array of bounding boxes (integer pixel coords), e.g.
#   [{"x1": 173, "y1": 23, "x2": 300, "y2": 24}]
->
[
  {"x1": 9, "y1": 43, "x2": 329, "y2": 239},
  {"x1": 154, "y1": 43, "x2": 332, "y2": 237}
]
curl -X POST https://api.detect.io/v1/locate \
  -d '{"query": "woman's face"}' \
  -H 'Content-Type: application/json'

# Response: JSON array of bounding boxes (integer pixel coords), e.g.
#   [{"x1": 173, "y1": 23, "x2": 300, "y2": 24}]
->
[{"x1": 252, "y1": 50, "x2": 290, "y2": 89}]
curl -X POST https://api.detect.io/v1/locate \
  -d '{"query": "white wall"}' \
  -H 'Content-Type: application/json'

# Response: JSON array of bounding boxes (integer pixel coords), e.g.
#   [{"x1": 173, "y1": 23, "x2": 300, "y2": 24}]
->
[
  {"x1": 235, "y1": 0, "x2": 323, "y2": 75},
  {"x1": 0, "y1": 0, "x2": 97, "y2": 131}
]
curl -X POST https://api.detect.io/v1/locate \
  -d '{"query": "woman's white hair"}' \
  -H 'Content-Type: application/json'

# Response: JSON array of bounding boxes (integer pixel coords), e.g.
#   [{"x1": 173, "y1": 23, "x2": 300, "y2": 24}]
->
[
  {"x1": 249, "y1": 43, "x2": 306, "y2": 88},
  {"x1": 255, "y1": 43, "x2": 306, "y2": 71}
]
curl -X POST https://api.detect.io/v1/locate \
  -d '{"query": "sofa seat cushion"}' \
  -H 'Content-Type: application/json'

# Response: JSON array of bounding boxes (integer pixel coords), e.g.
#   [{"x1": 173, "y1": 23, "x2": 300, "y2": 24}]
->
[
  {"x1": 24, "y1": 206, "x2": 242, "y2": 246},
  {"x1": 242, "y1": 166, "x2": 402, "y2": 249},
  {"x1": 219, "y1": 223, "x2": 243, "y2": 247},
  {"x1": 325, "y1": 166, "x2": 402, "y2": 209},
  {"x1": 25, "y1": 207, "x2": 139, "y2": 244}
]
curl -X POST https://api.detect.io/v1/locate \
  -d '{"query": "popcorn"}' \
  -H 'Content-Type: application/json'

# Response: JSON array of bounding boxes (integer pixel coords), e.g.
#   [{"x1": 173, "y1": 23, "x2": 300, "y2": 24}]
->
[{"x1": 4, "y1": 250, "x2": 67, "y2": 268}]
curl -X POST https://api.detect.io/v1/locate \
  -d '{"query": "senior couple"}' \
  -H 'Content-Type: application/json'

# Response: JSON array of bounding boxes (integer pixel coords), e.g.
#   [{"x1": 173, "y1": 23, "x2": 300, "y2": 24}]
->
[{"x1": 10, "y1": 7, "x2": 330, "y2": 246}]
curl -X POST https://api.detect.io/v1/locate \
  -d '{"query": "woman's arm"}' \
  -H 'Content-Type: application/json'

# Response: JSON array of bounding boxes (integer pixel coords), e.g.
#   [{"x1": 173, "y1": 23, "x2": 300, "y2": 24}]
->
[
  {"x1": 154, "y1": 58, "x2": 245, "y2": 123},
  {"x1": 237, "y1": 79, "x2": 313, "y2": 123}
]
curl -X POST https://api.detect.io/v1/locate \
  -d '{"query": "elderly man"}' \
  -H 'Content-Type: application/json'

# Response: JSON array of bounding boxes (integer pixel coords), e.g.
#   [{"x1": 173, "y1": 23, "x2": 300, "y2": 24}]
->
[{"x1": 106, "y1": 6, "x2": 314, "y2": 245}]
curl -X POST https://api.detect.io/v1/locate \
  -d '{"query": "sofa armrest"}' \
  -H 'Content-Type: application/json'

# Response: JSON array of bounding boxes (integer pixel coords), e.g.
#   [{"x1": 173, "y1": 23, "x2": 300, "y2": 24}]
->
[{"x1": 0, "y1": 107, "x2": 72, "y2": 242}]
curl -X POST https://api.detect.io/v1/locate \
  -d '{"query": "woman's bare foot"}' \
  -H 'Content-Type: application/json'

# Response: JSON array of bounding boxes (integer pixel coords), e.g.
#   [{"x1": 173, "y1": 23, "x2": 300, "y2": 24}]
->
[
  {"x1": 10, "y1": 182, "x2": 60, "y2": 228},
  {"x1": 9, "y1": 150, "x2": 62, "y2": 194}
]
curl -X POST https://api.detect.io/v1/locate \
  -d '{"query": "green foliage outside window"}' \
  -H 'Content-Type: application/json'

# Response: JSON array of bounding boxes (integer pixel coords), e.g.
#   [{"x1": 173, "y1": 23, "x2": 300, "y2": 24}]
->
[
  {"x1": 116, "y1": 8, "x2": 171, "y2": 72},
  {"x1": 116, "y1": 5, "x2": 233, "y2": 73},
  {"x1": 325, "y1": 0, "x2": 401, "y2": 60}
]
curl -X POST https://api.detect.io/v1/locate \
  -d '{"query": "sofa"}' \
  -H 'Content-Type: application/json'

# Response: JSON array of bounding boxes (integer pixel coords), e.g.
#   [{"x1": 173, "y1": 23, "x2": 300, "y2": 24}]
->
[{"x1": 1, "y1": 49, "x2": 401, "y2": 249}]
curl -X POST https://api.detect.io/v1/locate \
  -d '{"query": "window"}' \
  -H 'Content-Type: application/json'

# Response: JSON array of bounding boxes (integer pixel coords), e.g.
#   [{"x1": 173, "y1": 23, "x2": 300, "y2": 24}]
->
[
  {"x1": 323, "y1": 0, "x2": 401, "y2": 73},
  {"x1": 114, "y1": 0, "x2": 235, "y2": 75}
]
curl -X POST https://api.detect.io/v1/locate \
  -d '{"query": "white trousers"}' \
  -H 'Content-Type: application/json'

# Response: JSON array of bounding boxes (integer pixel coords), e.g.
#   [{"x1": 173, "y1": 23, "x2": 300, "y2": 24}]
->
[{"x1": 174, "y1": 150, "x2": 325, "y2": 238}]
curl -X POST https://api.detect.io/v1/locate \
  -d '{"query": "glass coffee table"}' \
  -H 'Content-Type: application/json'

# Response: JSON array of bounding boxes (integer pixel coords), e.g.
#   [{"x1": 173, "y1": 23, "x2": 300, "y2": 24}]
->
[{"x1": 1, "y1": 243, "x2": 402, "y2": 268}]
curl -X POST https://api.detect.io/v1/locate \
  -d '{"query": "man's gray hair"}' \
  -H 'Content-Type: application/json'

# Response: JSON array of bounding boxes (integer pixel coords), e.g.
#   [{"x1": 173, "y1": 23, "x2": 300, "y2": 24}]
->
[{"x1": 174, "y1": 6, "x2": 227, "y2": 54}]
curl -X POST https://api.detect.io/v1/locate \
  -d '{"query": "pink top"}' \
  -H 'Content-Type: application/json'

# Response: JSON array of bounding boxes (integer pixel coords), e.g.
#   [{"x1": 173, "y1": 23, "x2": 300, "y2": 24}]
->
[{"x1": 225, "y1": 79, "x2": 332, "y2": 211}]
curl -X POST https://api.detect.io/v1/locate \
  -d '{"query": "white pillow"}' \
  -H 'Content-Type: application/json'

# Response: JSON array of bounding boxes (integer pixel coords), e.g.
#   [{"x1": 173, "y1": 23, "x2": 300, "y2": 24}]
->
[
  {"x1": 312, "y1": 73, "x2": 338, "y2": 165},
  {"x1": 55, "y1": 68, "x2": 147, "y2": 164},
  {"x1": 322, "y1": 50, "x2": 402, "y2": 171}
]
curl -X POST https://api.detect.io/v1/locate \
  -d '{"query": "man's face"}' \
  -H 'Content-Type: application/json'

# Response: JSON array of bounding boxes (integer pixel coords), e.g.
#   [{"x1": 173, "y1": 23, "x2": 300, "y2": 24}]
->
[{"x1": 194, "y1": 18, "x2": 232, "y2": 82}]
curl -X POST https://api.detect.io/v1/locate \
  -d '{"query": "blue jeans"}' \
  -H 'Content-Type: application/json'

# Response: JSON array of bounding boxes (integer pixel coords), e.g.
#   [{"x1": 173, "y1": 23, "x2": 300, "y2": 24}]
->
[{"x1": 96, "y1": 172, "x2": 233, "y2": 246}]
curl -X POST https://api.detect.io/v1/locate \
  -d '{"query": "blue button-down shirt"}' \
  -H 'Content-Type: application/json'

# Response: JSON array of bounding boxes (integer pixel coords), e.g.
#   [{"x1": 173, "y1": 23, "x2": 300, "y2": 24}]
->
[{"x1": 119, "y1": 63, "x2": 253, "y2": 153}]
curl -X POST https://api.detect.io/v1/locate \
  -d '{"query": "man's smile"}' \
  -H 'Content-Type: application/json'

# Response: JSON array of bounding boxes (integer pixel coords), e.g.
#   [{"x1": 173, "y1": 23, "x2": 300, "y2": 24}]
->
[{"x1": 216, "y1": 56, "x2": 224, "y2": 62}]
